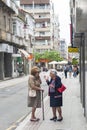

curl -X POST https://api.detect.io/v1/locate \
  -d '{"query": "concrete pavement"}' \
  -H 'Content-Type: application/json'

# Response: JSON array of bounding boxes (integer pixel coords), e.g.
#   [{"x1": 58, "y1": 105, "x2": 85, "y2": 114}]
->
[
  {"x1": 0, "y1": 73, "x2": 87, "y2": 130},
  {"x1": 14, "y1": 74, "x2": 87, "y2": 130}
]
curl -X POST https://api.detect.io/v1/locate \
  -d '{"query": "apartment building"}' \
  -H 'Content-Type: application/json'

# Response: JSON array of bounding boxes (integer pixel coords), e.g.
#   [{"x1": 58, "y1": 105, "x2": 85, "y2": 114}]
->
[
  {"x1": 0, "y1": 0, "x2": 34, "y2": 80},
  {"x1": 20, "y1": 0, "x2": 54, "y2": 53},
  {"x1": 53, "y1": 15, "x2": 60, "y2": 51},
  {"x1": 59, "y1": 39, "x2": 68, "y2": 60},
  {"x1": 0, "y1": 0, "x2": 17, "y2": 79}
]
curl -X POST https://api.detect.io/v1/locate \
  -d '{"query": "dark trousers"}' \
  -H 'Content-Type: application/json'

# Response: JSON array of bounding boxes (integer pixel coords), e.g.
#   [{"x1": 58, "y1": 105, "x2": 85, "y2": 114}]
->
[{"x1": 64, "y1": 71, "x2": 67, "y2": 78}]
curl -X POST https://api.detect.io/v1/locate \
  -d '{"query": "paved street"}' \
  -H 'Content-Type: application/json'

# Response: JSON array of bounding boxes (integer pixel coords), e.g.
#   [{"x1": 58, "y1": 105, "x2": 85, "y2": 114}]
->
[{"x1": 0, "y1": 77, "x2": 29, "y2": 130}]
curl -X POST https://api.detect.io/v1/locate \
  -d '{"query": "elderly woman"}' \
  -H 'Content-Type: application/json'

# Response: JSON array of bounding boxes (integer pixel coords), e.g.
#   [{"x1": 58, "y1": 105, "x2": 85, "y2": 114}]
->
[
  {"x1": 46, "y1": 70, "x2": 63, "y2": 121},
  {"x1": 28, "y1": 66, "x2": 44, "y2": 122}
]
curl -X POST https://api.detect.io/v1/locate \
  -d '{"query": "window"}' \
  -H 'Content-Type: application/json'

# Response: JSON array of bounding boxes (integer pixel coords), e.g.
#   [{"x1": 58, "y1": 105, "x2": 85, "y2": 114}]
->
[
  {"x1": 42, "y1": 23, "x2": 45, "y2": 27},
  {"x1": 13, "y1": 22, "x2": 16, "y2": 35},
  {"x1": 39, "y1": 4, "x2": 45, "y2": 9},
  {"x1": 39, "y1": 32, "x2": 45, "y2": 36},
  {"x1": 4, "y1": 16, "x2": 6, "y2": 29},
  {"x1": 8, "y1": 19, "x2": 11, "y2": 31}
]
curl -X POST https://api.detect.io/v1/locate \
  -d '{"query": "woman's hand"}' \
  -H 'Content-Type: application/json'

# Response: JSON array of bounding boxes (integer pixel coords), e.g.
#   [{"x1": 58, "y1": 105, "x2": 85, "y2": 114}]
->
[
  {"x1": 44, "y1": 75, "x2": 49, "y2": 80},
  {"x1": 49, "y1": 84, "x2": 54, "y2": 88},
  {"x1": 40, "y1": 88, "x2": 44, "y2": 92}
]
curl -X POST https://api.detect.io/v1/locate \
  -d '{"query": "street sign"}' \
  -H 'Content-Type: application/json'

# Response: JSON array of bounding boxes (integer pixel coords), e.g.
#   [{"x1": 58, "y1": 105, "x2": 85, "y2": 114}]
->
[{"x1": 68, "y1": 47, "x2": 79, "y2": 53}]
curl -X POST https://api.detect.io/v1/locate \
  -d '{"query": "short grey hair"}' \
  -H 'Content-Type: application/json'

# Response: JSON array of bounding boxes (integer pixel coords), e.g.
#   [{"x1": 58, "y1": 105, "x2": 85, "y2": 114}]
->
[{"x1": 50, "y1": 70, "x2": 57, "y2": 75}]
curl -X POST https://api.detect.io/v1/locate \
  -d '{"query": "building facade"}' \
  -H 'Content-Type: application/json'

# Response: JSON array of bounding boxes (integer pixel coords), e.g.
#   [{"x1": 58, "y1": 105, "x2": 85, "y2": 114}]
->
[
  {"x1": 70, "y1": 0, "x2": 87, "y2": 120},
  {"x1": 59, "y1": 39, "x2": 68, "y2": 60},
  {"x1": 20, "y1": 0, "x2": 54, "y2": 53},
  {"x1": 53, "y1": 15, "x2": 60, "y2": 51},
  {"x1": 0, "y1": 0, "x2": 34, "y2": 80},
  {"x1": 0, "y1": 0, "x2": 17, "y2": 79}
]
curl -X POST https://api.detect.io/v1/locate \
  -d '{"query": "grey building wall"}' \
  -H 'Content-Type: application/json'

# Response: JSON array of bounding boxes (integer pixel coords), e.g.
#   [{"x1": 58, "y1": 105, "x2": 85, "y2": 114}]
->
[{"x1": 70, "y1": 0, "x2": 87, "y2": 120}]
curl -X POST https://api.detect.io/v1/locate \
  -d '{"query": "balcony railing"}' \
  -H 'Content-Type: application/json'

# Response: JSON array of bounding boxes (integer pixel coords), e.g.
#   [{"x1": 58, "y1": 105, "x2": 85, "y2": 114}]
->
[
  {"x1": 35, "y1": 35, "x2": 50, "y2": 40},
  {"x1": 0, "y1": 29, "x2": 28, "y2": 47},
  {"x1": 35, "y1": 27, "x2": 50, "y2": 32},
  {"x1": 27, "y1": 9, "x2": 50, "y2": 14},
  {"x1": 18, "y1": 9, "x2": 25, "y2": 22},
  {"x1": 0, "y1": 0, "x2": 18, "y2": 14},
  {"x1": 35, "y1": 18, "x2": 50, "y2": 23}
]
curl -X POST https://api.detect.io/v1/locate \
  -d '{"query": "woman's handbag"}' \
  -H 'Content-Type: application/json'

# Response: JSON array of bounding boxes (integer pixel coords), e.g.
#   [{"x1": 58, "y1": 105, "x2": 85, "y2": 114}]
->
[
  {"x1": 57, "y1": 84, "x2": 66, "y2": 93},
  {"x1": 29, "y1": 89, "x2": 36, "y2": 97}
]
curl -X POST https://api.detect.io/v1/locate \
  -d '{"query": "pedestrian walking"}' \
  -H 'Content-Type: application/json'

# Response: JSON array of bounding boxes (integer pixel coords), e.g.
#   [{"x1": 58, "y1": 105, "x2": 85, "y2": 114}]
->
[
  {"x1": 27, "y1": 66, "x2": 44, "y2": 122},
  {"x1": 45, "y1": 70, "x2": 63, "y2": 122},
  {"x1": 63, "y1": 65, "x2": 68, "y2": 78},
  {"x1": 73, "y1": 65, "x2": 78, "y2": 77},
  {"x1": 68, "y1": 65, "x2": 72, "y2": 78}
]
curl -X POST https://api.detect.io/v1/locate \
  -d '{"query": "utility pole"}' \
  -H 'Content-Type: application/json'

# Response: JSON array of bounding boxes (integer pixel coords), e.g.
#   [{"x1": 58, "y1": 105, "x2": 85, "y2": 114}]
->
[{"x1": 32, "y1": 0, "x2": 36, "y2": 65}]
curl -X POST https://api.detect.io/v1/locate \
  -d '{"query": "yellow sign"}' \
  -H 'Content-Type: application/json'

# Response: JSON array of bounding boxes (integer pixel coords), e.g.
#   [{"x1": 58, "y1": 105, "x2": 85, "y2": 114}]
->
[{"x1": 68, "y1": 47, "x2": 79, "y2": 53}]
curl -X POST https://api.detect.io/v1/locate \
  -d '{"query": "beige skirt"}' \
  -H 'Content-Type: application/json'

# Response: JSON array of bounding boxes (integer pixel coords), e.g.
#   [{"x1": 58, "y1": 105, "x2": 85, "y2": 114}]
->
[{"x1": 27, "y1": 91, "x2": 41, "y2": 108}]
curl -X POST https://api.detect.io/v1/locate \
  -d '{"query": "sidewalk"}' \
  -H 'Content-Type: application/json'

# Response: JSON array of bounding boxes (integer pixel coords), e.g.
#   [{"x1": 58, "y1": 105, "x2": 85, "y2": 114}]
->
[{"x1": 14, "y1": 75, "x2": 87, "y2": 130}]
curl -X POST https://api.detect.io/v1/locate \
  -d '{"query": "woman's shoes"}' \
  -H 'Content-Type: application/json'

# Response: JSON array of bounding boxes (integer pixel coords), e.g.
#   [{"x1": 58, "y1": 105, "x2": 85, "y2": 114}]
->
[
  {"x1": 30, "y1": 118, "x2": 40, "y2": 122},
  {"x1": 57, "y1": 117, "x2": 63, "y2": 121},
  {"x1": 50, "y1": 116, "x2": 57, "y2": 121},
  {"x1": 50, "y1": 116, "x2": 63, "y2": 122}
]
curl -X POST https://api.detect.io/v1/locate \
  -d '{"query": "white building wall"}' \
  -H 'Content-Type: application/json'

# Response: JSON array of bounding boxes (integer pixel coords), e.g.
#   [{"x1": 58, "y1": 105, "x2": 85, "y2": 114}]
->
[{"x1": 20, "y1": 0, "x2": 54, "y2": 51}]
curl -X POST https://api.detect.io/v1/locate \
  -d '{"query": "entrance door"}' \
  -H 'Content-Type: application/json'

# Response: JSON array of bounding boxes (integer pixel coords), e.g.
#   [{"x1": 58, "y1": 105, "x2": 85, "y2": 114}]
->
[{"x1": 4, "y1": 53, "x2": 12, "y2": 78}]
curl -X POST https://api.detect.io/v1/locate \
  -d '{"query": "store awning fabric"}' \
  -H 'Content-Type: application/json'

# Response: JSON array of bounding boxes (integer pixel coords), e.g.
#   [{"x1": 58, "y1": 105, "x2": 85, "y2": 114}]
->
[
  {"x1": 48, "y1": 61, "x2": 59, "y2": 64},
  {"x1": 18, "y1": 49, "x2": 33, "y2": 60},
  {"x1": 19, "y1": 49, "x2": 30, "y2": 58}
]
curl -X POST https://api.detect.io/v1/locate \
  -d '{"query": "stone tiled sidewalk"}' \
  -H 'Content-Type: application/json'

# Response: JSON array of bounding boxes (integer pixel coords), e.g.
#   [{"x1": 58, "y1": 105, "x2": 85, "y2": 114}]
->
[{"x1": 15, "y1": 76, "x2": 87, "y2": 130}]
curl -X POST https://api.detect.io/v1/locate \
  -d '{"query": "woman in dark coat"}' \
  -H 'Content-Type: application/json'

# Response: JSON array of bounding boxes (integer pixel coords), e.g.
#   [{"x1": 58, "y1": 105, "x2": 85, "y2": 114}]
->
[{"x1": 46, "y1": 70, "x2": 63, "y2": 121}]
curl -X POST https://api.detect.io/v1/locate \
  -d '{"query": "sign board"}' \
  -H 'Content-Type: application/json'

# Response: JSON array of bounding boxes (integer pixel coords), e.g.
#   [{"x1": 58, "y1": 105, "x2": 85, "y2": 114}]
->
[
  {"x1": 0, "y1": 43, "x2": 13, "y2": 53},
  {"x1": 68, "y1": 47, "x2": 79, "y2": 53}
]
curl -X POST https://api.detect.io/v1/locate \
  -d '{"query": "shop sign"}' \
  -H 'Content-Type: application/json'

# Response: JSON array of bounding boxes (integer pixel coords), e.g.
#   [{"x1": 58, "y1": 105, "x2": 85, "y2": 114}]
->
[
  {"x1": 68, "y1": 47, "x2": 79, "y2": 53},
  {"x1": 0, "y1": 43, "x2": 13, "y2": 53}
]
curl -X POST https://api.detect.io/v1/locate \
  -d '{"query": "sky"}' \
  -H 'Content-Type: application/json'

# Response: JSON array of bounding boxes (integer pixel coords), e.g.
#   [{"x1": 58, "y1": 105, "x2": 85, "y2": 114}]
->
[{"x1": 52, "y1": 0, "x2": 70, "y2": 44}]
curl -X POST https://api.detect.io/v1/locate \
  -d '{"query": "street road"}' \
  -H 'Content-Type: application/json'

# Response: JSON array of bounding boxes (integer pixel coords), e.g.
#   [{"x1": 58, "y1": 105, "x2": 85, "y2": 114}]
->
[{"x1": 0, "y1": 73, "x2": 48, "y2": 130}]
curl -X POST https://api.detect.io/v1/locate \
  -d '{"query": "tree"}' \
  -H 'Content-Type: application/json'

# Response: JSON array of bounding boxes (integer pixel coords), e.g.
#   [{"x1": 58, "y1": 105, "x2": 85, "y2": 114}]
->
[
  {"x1": 72, "y1": 58, "x2": 79, "y2": 65},
  {"x1": 34, "y1": 50, "x2": 63, "y2": 62}
]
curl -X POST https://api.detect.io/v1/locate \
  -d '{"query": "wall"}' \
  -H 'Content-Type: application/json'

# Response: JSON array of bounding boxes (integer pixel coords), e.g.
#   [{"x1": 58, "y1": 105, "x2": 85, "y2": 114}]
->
[{"x1": 85, "y1": 32, "x2": 87, "y2": 120}]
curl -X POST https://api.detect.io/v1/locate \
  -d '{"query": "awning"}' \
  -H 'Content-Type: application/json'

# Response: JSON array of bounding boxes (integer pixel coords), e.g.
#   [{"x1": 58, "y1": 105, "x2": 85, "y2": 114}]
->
[
  {"x1": 18, "y1": 49, "x2": 33, "y2": 60},
  {"x1": 19, "y1": 49, "x2": 30, "y2": 58},
  {"x1": 48, "y1": 61, "x2": 59, "y2": 65},
  {"x1": 57, "y1": 60, "x2": 68, "y2": 65}
]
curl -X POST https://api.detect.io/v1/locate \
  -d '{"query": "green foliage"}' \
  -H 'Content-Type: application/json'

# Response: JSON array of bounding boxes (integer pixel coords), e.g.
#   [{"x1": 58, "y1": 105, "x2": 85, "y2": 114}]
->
[
  {"x1": 72, "y1": 58, "x2": 78, "y2": 65},
  {"x1": 34, "y1": 50, "x2": 63, "y2": 62}
]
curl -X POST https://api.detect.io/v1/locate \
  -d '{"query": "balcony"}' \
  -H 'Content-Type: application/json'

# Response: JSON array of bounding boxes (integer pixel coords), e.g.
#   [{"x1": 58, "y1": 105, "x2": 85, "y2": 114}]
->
[
  {"x1": 36, "y1": 18, "x2": 50, "y2": 23},
  {"x1": 0, "y1": 29, "x2": 28, "y2": 47},
  {"x1": 35, "y1": 15, "x2": 50, "y2": 23},
  {"x1": 34, "y1": 45, "x2": 51, "y2": 50},
  {"x1": 27, "y1": 8, "x2": 50, "y2": 14},
  {"x1": 35, "y1": 35, "x2": 50, "y2": 40},
  {"x1": 18, "y1": 9, "x2": 25, "y2": 22},
  {"x1": 35, "y1": 26, "x2": 50, "y2": 32},
  {"x1": 0, "y1": 0, "x2": 18, "y2": 14},
  {"x1": 12, "y1": 35, "x2": 28, "y2": 46},
  {"x1": 0, "y1": 29, "x2": 7, "y2": 41}
]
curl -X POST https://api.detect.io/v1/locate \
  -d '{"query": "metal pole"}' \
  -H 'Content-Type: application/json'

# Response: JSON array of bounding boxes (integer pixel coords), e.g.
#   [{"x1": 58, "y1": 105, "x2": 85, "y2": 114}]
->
[{"x1": 41, "y1": 91, "x2": 45, "y2": 120}]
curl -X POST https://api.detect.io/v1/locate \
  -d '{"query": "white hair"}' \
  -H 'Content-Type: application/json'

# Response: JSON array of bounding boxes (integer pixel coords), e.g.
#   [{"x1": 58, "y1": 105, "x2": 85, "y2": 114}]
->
[{"x1": 50, "y1": 70, "x2": 57, "y2": 75}]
